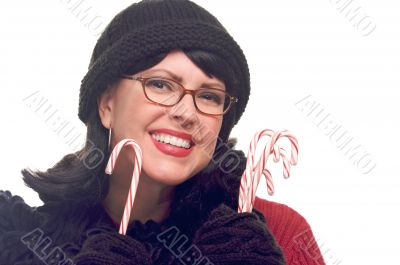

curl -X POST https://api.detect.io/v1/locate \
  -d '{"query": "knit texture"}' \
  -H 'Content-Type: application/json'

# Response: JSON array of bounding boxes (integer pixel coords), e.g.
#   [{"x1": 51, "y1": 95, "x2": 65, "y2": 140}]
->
[
  {"x1": 0, "y1": 192, "x2": 326, "y2": 264},
  {"x1": 73, "y1": 232, "x2": 152, "y2": 265},
  {"x1": 0, "y1": 191, "x2": 327, "y2": 264},
  {"x1": 254, "y1": 197, "x2": 327, "y2": 265},
  {"x1": 0, "y1": 149, "x2": 289, "y2": 264},
  {"x1": 1, "y1": 147, "x2": 326, "y2": 264},
  {"x1": 192, "y1": 203, "x2": 285, "y2": 264},
  {"x1": 0, "y1": 192, "x2": 286, "y2": 265},
  {"x1": 78, "y1": 0, "x2": 251, "y2": 142}
]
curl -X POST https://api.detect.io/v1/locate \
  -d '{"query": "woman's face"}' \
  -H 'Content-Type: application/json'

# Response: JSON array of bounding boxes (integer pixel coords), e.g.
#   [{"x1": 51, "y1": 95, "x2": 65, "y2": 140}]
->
[{"x1": 98, "y1": 49, "x2": 224, "y2": 186}]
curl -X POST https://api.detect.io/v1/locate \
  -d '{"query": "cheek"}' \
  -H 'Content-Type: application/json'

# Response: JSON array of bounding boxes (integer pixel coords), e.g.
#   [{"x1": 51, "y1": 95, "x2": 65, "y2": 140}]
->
[
  {"x1": 196, "y1": 117, "x2": 223, "y2": 153},
  {"x1": 113, "y1": 97, "x2": 164, "y2": 140},
  {"x1": 206, "y1": 117, "x2": 223, "y2": 138},
  {"x1": 208, "y1": 118, "x2": 223, "y2": 154}
]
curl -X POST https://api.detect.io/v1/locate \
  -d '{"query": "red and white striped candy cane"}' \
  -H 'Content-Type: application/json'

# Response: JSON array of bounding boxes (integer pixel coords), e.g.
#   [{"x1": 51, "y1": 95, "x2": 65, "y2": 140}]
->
[
  {"x1": 254, "y1": 130, "x2": 298, "y2": 196},
  {"x1": 105, "y1": 139, "x2": 143, "y2": 235},
  {"x1": 249, "y1": 130, "x2": 298, "y2": 212},
  {"x1": 239, "y1": 129, "x2": 274, "y2": 213},
  {"x1": 238, "y1": 129, "x2": 298, "y2": 213}
]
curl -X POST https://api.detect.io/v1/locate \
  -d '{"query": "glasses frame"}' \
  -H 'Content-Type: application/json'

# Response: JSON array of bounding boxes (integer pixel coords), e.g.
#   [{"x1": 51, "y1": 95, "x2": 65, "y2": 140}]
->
[{"x1": 120, "y1": 75, "x2": 238, "y2": 116}]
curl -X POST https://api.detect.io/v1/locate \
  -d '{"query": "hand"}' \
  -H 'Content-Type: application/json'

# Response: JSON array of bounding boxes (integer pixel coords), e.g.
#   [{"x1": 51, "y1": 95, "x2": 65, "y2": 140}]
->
[
  {"x1": 73, "y1": 230, "x2": 152, "y2": 265},
  {"x1": 192, "y1": 203, "x2": 285, "y2": 265}
]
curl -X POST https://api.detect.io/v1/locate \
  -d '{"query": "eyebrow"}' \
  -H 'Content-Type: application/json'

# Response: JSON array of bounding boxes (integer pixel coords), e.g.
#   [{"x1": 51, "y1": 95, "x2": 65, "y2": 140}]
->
[{"x1": 144, "y1": 68, "x2": 225, "y2": 90}]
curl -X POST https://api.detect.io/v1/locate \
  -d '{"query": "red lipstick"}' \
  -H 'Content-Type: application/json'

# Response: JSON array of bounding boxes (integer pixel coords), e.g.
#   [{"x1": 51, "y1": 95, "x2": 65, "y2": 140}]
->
[{"x1": 150, "y1": 128, "x2": 194, "y2": 157}]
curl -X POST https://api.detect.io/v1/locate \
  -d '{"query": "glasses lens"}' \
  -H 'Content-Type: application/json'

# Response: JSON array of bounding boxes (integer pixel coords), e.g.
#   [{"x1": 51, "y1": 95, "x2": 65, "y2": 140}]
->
[
  {"x1": 143, "y1": 77, "x2": 232, "y2": 115},
  {"x1": 144, "y1": 78, "x2": 181, "y2": 105},
  {"x1": 195, "y1": 89, "x2": 230, "y2": 115}
]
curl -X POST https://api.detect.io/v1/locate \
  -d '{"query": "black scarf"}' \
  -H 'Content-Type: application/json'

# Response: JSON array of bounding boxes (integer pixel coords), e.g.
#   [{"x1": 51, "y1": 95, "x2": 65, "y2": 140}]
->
[{"x1": 0, "y1": 149, "x2": 286, "y2": 264}]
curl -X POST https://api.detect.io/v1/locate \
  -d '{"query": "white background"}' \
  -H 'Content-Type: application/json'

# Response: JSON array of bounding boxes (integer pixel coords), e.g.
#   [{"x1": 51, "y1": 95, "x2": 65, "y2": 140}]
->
[{"x1": 1, "y1": 0, "x2": 399, "y2": 264}]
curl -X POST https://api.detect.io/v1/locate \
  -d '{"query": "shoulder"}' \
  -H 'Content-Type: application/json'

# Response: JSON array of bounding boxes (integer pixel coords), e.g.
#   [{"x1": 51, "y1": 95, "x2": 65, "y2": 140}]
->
[
  {"x1": 253, "y1": 197, "x2": 309, "y2": 231},
  {"x1": 0, "y1": 190, "x2": 46, "y2": 263},
  {"x1": 0, "y1": 190, "x2": 43, "y2": 232},
  {"x1": 0, "y1": 190, "x2": 109, "y2": 263},
  {"x1": 253, "y1": 197, "x2": 326, "y2": 265}
]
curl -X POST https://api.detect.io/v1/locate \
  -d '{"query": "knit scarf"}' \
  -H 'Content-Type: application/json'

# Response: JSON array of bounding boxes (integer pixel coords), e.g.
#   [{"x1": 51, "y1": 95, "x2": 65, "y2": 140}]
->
[{"x1": 0, "y1": 149, "x2": 286, "y2": 264}]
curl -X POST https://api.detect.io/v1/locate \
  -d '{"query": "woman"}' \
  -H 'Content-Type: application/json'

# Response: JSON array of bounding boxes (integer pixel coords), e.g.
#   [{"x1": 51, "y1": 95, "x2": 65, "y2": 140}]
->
[{"x1": 0, "y1": 0, "x2": 324, "y2": 264}]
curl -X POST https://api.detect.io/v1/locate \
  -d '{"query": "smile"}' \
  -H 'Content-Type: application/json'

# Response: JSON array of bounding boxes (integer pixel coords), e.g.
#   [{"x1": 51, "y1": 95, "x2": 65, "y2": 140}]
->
[
  {"x1": 151, "y1": 133, "x2": 191, "y2": 149},
  {"x1": 149, "y1": 128, "x2": 195, "y2": 158}
]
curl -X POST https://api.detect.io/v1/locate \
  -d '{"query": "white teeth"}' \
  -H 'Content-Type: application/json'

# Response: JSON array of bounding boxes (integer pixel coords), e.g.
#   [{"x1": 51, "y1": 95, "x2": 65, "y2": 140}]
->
[
  {"x1": 171, "y1": 136, "x2": 182, "y2": 146},
  {"x1": 151, "y1": 133, "x2": 191, "y2": 149},
  {"x1": 177, "y1": 138, "x2": 183, "y2": 146}
]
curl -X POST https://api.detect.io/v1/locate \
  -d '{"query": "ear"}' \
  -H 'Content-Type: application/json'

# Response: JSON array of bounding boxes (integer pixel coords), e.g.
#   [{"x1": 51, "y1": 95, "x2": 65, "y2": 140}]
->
[{"x1": 97, "y1": 85, "x2": 116, "y2": 129}]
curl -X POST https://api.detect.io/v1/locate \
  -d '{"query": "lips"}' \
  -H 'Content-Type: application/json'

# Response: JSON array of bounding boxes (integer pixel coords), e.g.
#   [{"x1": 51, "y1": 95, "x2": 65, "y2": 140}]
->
[
  {"x1": 151, "y1": 129, "x2": 194, "y2": 144},
  {"x1": 151, "y1": 133, "x2": 191, "y2": 149},
  {"x1": 149, "y1": 128, "x2": 195, "y2": 157}
]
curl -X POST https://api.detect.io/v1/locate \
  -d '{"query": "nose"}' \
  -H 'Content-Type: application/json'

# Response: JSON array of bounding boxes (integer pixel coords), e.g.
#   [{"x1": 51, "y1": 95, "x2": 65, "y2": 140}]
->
[{"x1": 167, "y1": 94, "x2": 199, "y2": 130}]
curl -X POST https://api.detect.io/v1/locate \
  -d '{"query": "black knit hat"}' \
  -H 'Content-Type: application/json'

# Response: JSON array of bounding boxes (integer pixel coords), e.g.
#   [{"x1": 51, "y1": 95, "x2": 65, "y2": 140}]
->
[{"x1": 78, "y1": 0, "x2": 250, "y2": 143}]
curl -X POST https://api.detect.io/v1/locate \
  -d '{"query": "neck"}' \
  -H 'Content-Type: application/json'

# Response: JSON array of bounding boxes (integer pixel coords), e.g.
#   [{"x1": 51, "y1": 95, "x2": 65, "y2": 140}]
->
[{"x1": 102, "y1": 149, "x2": 175, "y2": 225}]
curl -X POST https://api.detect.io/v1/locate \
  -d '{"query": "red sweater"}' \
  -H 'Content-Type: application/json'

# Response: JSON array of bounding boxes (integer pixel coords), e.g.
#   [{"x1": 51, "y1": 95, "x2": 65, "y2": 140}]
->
[{"x1": 254, "y1": 197, "x2": 326, "y2": 265}]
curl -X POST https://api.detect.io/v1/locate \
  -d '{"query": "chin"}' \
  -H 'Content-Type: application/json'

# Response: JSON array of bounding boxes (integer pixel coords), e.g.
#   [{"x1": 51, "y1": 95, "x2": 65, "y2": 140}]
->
[
  {"x1": 157, "y1": 175, "x2": 189, "y2": 186},
  {"x1": 144, "y1": 169, "x2": 190, "y2": 186}
]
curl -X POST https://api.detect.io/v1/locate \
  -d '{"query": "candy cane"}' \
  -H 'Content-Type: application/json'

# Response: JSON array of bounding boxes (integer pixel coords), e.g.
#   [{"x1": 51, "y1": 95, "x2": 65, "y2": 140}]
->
[
  {"x1": 238, "y1": 130, "x2": 298, "y2": 213},
  {"x1": 239, "y1": 129, "x2": 273, "y2": 212},
  {"x1": 254, "y1": 131, "x2": 298, "y2": 196},
  {"x1": 249, "y1": 130, "x2": 298, "y2": 211},
  {"x1": 240, "y1": 129, "x2": 279, "y2": 212},
  {"x1": 105, "y1": 139, "x2": 143, "y2": 235}
]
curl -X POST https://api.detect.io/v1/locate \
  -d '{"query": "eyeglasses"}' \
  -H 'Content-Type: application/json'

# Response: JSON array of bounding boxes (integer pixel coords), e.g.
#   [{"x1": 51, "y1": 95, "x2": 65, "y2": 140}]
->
[{"x1": 120, "y1": 75, "x2": 238, "y2": 116}]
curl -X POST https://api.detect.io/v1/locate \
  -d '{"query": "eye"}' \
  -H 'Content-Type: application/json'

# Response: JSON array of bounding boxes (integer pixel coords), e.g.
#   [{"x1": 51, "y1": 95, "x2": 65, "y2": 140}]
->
[
  {"x1": 197, "y1": 91, "x2": 224, "y2": 105},
  {"x1": 145, "y1": 78, "x2": 174, "y2": 92}
]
